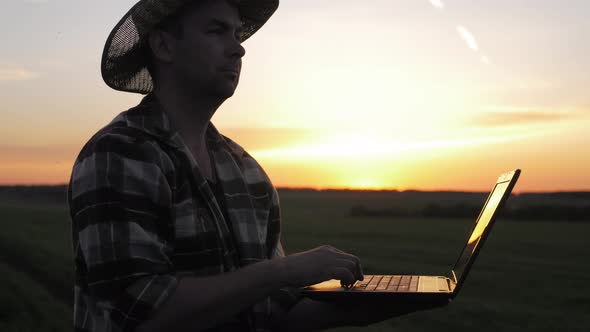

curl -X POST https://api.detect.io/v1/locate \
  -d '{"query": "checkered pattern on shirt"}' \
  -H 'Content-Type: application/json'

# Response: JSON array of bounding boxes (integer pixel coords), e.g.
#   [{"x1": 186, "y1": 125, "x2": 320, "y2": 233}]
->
[{"x1": 68, "y1": 94, "x2": 301, "y2": 332}]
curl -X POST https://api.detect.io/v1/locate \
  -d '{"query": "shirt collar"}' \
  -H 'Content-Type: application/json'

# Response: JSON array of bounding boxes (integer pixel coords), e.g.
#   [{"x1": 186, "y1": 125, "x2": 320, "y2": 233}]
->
[{"x1": 113, "y1": 93, "x2": 245, "y2": 159}]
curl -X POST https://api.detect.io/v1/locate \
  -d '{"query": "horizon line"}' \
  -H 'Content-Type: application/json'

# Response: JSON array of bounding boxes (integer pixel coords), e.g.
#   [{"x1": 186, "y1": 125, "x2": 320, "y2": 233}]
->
[{"x1": 0, "y1": 183, "x2": 589, "y2": 195}]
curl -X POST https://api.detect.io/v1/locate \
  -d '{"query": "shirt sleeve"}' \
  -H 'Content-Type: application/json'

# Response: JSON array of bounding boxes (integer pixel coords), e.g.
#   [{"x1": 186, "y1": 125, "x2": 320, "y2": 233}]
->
[
  {"x1": 69, "y1": 128, "x2": 178, "y2": 332},
  {"x1": 266, "y1": 186, "x2": 303, "y2": 320}
]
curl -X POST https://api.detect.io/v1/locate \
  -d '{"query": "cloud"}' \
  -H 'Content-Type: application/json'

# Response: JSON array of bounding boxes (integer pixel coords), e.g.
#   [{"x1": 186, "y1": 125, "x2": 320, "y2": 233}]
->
[
  {"x1": 472, "y1": 108, "x2": 582, "y2": 127},
  {"x1": 434, "y1": 8, "x2": 492, "y2": 65},
  {"x1": 429, "y1": 0, "x2": 445, "y2": 9},
  {"x1": 457, "y1": 26, "x2": 479, "y2": 51},
  {"x1": 0, "y1": 66, "x2": 40, "y2": 81},
  {"x1": 221, "y1": 127, "x2": 315, "y2": 151},
  {"x1": 250, "y1": 133, "x2": 531, "y2": 161}
]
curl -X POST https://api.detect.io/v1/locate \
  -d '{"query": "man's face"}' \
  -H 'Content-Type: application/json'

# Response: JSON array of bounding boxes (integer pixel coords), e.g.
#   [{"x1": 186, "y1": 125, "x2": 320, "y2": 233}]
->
[{"x1": 170, "y1": 0, "x2": 246, "y2": 99}]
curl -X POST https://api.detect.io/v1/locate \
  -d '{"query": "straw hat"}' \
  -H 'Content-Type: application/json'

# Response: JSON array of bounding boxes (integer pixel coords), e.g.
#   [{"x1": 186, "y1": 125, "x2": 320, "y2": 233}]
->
[{"x1": 101, "y1": 0, "x2": 279, "y2": 94}]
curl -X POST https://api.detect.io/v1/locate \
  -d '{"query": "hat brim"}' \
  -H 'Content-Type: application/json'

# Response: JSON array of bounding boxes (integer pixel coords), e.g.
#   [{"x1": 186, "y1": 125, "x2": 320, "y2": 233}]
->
[{"x1": 101, "y1": 0, "x2": 279, "y2": 94}]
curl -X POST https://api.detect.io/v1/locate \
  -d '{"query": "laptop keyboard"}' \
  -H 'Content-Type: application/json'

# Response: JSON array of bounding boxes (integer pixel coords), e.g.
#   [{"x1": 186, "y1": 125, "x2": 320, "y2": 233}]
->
[{"x1": 354, "y1": 275, "x2": 420, "y2": 292}]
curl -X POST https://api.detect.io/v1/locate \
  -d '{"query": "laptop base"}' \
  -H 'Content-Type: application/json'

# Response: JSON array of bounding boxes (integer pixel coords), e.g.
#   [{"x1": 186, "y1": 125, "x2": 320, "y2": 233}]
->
[{"x1": 301, "y1": 275, "x2": 454, "y2": 303}]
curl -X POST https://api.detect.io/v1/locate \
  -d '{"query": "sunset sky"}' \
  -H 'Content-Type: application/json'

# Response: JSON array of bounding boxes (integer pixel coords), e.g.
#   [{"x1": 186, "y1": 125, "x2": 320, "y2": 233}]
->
[{"x1": 1, "y1": 0, "x2": 589, "y2": 191}]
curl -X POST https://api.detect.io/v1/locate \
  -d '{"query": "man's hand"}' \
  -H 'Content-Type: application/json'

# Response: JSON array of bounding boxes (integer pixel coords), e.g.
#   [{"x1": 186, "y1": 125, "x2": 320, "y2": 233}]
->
[{"x1": 277, "y1": 245, "x2": 364, "y2": 288}]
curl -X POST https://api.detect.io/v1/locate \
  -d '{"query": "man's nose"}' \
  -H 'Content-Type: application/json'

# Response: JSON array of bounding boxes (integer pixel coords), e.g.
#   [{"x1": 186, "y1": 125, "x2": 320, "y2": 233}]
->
[{"x1": 228, "y1": 37, "x2": 246, "y2": 59}]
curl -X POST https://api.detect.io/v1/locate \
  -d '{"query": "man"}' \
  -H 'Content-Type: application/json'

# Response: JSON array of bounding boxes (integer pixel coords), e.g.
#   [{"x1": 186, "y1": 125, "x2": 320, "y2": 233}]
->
[{"x1": 69, "y1": 1, "x2": 441, "y2": 331}]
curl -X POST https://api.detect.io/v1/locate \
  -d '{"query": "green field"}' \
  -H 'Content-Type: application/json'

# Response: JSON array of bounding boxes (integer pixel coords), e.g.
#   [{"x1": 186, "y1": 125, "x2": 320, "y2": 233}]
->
[{"x1": 1, "y1": 190, "x2": 589, "y2": 331}]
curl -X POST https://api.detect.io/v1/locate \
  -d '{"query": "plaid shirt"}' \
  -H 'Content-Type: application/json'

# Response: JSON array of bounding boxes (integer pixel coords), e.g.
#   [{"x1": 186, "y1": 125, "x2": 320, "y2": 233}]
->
[{"x1": 68, "y1": 94, "x2": 301, "y2": 332}]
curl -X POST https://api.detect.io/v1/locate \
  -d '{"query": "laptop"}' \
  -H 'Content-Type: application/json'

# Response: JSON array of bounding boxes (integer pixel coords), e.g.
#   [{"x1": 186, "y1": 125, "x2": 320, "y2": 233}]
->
[{"x1": 301, "y1": 169, "x2": 521, "y2": 303}]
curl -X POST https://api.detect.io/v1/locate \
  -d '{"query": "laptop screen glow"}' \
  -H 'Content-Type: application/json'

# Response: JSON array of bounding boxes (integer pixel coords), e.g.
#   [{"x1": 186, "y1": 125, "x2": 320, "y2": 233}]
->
[{"x1": 452, "y1": 181, "x2": 510, "y2": 283}]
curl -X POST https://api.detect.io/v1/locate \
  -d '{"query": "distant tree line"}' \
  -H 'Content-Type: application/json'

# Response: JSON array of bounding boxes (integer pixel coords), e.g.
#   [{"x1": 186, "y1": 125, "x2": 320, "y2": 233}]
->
[
  {"x1": 0, "y1": 185, "x2": 68, "y2": 205},
  {"x1": 502, "y1": 204, "x2": 590, "y2": 222},
  {"x1": 2, "y1": 186, "x2": 588, "y2": 222},
  {"x1": 350, "y1": 203, "x2": 590, "y2": 222}
]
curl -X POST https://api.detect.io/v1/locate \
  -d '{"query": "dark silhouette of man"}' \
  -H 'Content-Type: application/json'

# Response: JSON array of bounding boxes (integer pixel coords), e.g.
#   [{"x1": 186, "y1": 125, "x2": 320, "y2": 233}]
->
[{"x1": 68, "y1": 1, "x2": 442, "y2": 331}]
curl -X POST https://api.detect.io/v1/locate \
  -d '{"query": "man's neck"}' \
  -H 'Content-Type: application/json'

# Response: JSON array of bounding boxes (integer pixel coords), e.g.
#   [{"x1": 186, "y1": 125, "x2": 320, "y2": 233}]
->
[{"x1": 153, "y1": 83, "x2": 225, "y2": 155}]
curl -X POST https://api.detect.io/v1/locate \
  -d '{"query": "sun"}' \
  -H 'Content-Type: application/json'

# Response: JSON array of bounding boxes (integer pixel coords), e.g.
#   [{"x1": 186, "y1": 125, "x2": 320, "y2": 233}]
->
[{"x1": 347, "y1": 177, "x2": 387, "y2": 190}]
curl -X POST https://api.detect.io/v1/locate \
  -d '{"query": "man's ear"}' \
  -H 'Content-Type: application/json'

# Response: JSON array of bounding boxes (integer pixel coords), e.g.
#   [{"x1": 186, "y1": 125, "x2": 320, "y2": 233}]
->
[{"x1": 148, "y1": 29, "x2": 175, "y2": 64}]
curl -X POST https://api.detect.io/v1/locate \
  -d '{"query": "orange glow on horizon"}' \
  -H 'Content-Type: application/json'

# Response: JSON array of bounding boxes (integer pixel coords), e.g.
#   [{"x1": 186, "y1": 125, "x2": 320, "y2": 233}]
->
[{"x1": 0, "y1": 124, "x2": 589, "y2": 192}]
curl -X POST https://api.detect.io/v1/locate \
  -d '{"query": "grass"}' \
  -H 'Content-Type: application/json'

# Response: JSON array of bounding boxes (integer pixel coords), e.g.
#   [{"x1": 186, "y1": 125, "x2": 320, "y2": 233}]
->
[
  {"x1": 0, "y1": 190, "x2": 589, "y2": 331},
  {"x1": 279, "y1": 191, "x2": 590, "y2": 332},
  {"x1": 0, "y1": 203, "x2": 73, "y2": 305},
  {"x1": 0, "y1": 261, "x2": 71, "y2": 332}
]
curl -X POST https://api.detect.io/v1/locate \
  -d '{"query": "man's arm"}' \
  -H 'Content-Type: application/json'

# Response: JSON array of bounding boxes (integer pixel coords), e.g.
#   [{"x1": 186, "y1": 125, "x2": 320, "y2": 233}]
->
[
  {"x1": 137, "y1": 258, "x2": 284, "y2": 332},
  {"x1": 139, "y1": 245, "x2": 368, "y2": 332}
]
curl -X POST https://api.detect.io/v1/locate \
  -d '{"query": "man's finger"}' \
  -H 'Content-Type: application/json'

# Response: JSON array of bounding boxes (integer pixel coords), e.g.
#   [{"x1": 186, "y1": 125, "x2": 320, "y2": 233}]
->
[
  {"x1": 335, "y1": 258, "x2": 356, "y2": 272},
  {"x1": 336, "y1": 258, "x2": 363, "y2": 281},
  {"x1": 358, "y1": 261, "x2": 364, "y2": 280},
  {"x1": 324, "y1": 246, "x2": 364, "y2": 280},
  {"x1": 331, "y1": 267, "x2": 356, "y2": 286}
]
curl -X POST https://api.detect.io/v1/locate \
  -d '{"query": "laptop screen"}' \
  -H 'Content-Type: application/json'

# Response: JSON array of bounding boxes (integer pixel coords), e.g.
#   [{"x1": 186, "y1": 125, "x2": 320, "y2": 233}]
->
[{"x1": 452, "y1": 180, "x2": 511, "y2": 283}]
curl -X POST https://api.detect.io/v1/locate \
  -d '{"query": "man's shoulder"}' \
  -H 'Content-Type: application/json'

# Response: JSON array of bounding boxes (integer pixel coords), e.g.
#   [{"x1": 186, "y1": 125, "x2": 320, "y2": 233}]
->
[
  {"x1": 218, "y1": 134, "x2": 277, "y2": 192},
  {"x1": 219, "y1": 133, "x2": 246, "y2": 159},
  {"x1": 74, "y1": 109, "x2": 166, "y2": 167},
  {"x1": 67, "y1": 107, "x2": 175, "y2": 210}
]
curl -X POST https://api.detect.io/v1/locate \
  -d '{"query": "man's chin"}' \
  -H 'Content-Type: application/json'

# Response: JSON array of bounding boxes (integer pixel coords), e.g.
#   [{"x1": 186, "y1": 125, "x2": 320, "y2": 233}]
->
[
  {"x1": 194, "y1": 84, "x2": 236, "y2": 100},
  {"x1": 181, "y1": 77, "x2": 237, "y2": 99},
  {"x1": 215, "y1": 83, "x2": 238, "y2": 99},
  {"x1": 217, "y1": 87, "x2": 237, "y2": 99}
]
